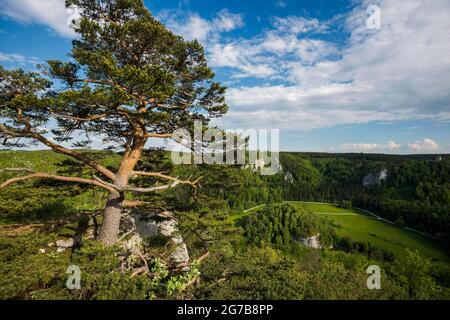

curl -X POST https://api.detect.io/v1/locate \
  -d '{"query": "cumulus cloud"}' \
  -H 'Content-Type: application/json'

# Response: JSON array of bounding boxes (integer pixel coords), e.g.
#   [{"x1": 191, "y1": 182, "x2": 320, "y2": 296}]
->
[
  {"x1": 206, "y1": 15, "x2": 334, "y2": 78},
  {"x1": 341, "y1": 140, "x2": 402, "y2": 152},
  {"x1": 158, "y1": 9, "x2": 244, "y2": 42},
  {"x1": 0, "y1": 52, "x2": 39, "y2": 65},
  {"x1": 271, "y1": 16, "x2": 327, "y2": 34},
  {"x1": 207, "y1": 0, "x2": 450, "y2": 131},
  {"x1": 340, "y1": 138, "x2": 440, "y2": 153},
  {"x1": 274, "y1": 1, "x2": 288, "y2": 8},
  {"x1": 342, "y1": 143, "x2": 384, "y2": 152},
  {"x1": 0, "y1": 0, "x2": 76, "y2": 37},
  {"x1": 407, "y1": 138, "x2": 439, "y2": 152},
  {"x1": 209, "y1": 42, "x2": 276, "y2": 78}
]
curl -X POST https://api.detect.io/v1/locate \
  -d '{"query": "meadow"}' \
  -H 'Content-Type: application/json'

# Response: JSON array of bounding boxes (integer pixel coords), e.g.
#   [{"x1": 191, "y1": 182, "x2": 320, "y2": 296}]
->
[{"x1": 237, "y1": 201, "x2": 450, "y2": 263}]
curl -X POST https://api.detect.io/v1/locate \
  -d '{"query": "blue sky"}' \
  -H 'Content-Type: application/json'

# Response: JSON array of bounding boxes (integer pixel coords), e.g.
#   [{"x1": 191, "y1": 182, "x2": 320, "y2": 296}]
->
[{"x1": 0, "y1": 0, "x2": 449, "y2": 153}]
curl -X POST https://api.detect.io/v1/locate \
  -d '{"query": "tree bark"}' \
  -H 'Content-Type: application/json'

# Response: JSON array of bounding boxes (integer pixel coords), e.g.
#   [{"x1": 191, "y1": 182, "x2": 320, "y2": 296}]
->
[{"x1": 99, "y1": 191, "x2": 125, "y2": 246}]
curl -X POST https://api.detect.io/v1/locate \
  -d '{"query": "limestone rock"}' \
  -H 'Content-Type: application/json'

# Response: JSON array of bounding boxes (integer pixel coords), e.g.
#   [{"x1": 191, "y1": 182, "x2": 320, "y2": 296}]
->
[
  {"x1": 122, "y1": 234, "x2": 144, "y2": 256},
  {"x1": 299, "y1": 234, "x2": 322, "y2": 249},
  {"x1": 284, "y1": 171, "x2": 294, "y2": 184},
  {"x1": 130, "y1": 210, "x2": 190, "y2": 267},
  {"x1": 56, "y1": 235, "x2": 80, "y2": 253},
  {"x1": 362, "y1": 169, "x2": 388, "y2": 186},
  {"x1": 56, "y1": 238, "x2": 76, "y2": 248}
]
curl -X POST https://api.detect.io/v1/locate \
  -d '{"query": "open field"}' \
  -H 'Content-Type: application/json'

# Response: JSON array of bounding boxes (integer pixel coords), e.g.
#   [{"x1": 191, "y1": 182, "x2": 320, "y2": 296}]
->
[{"x1": 233, "y1": 201, "x2": 450, "y2": 263}]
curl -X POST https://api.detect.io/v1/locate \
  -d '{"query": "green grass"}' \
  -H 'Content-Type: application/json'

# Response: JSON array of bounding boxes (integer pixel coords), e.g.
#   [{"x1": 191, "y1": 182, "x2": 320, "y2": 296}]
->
[
  {"x1": 0, "y1": 149, "x2": 121, "y2": 172},
  {"x1": 233, "y1": 201, "x2": 450, "y2": 263},
  {"x1": 0, "y1": 150, "x2": 119, "y2": 224}
]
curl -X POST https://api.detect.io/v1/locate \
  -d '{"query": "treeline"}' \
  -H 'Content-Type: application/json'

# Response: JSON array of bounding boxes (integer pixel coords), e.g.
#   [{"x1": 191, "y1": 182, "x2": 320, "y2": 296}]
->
[{"x1": 335, "y1": 236, "x2": 395, "y2": 262}]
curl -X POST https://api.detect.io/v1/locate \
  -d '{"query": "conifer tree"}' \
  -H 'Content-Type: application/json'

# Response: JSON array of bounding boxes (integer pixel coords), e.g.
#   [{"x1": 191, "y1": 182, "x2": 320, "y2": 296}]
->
[{"x1": 0, "y1": 0, "x2": 228, "y2": 245}]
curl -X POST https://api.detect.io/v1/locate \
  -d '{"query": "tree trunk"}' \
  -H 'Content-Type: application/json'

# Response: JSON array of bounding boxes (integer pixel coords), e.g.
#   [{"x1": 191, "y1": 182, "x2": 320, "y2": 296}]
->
[{"x1": 99, "y1": 191, "x2": 124, "y2": 246}]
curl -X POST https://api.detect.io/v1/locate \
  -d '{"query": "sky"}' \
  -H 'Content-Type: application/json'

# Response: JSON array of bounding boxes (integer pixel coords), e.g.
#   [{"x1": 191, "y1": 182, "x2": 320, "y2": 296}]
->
[{"x1": 0, "y1": 0, "x2": 449, "y2": 154}]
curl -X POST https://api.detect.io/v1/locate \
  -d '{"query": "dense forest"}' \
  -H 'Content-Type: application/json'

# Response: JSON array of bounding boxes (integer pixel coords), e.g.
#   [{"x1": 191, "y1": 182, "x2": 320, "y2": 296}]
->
[{"x1": 221, "y1": 153, "x2": 450, "y2": 248}]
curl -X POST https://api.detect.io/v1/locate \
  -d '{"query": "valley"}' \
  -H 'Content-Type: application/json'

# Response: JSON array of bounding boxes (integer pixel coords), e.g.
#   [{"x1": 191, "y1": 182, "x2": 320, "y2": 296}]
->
[{"x1": 234, "y1": 202, "x2": 449, "y2": 262}]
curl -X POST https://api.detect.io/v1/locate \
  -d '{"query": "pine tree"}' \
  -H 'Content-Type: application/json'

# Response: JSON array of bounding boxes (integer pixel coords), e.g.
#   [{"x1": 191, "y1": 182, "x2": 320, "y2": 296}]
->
[{"x1": 0, "y1": 0, "x2": 227, "y2": 245}]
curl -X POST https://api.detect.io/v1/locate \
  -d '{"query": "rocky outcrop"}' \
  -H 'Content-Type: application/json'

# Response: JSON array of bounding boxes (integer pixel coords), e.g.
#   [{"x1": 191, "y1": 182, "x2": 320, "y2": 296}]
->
[
  {"x1": 284, "y1": 171, "x2": 294, "y2": 184},
  {"x1": 242, "y1": 156, "x2": 283, "y2": 174},
  {"x1": 362, "y1": 169, "x2": 388, "y2": 186},
  {"x1": 55, "y1": 235, "x2": 81, "y2": 252},
  {"x1": 299, "y1": 234, "x2": 322, "y2": 249},
  {"x1": 124, "y1": 209, "x2": 190, "y2": 268},
  {"x1": 51, "y1": 209, "x2": 190, "y2": 268}
]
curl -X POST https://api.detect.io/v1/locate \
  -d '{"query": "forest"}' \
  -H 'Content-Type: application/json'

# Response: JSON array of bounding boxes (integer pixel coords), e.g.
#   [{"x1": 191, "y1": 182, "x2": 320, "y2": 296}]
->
[
  {"x1": 0, "y1": 149, "x2": 449, "y2": 300},
  {"x1": 224, "y1": 152, "x2": 450, "y2": 248}
]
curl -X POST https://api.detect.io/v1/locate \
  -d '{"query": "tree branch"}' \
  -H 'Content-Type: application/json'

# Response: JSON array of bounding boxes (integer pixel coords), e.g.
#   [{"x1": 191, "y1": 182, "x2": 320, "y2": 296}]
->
[
  {"x1": 8, "y1": 108, "x2": 117, "y2": 181},
  {"x1": 125, "y1": 175, "x2": 202, "y2": 193},
  {"x1": 131, "y1": 171, "x2": 202, "y2": 186},
  {"x1": 125, "y1": 180, "x2": 181, "y2": 193},
  {"x1": 144, "y1": 133, "x2": 174, "y2": 139},
  {"x1": 51, "y1": 113, "x2": 108, "y2": 122},
  {"x1": 0, "y1": 169, "x2": 116, "y2": 192}
]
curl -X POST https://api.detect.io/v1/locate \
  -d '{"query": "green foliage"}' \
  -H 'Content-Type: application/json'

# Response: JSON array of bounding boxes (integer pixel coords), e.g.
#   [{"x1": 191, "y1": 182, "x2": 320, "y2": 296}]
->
[
  {"x1": 281, "y1": 153, "x2": 450, "y2": 247},
  {"x1": 340, "y1": 200, "x2": 352, "y2": 209},
  {"x1": 0, "y1": 150, "x2": 449, "y2": 300},
  {"x1": 389, "y1": 250, "x2": 448, "y2": 300},
  {"x1": 244, "y1": 203, "x2": 336, "y2": 247},
  {"x1": 197, "y1": 245, "x2": 407, "y2": 300},
  {"x1": 335, "y1": 236, "x2": 395, "y2": 262},
  {"x1": 0, "y1": 232, "x2": 203, "y2": 300},
  {"x1": 295, "y1": 202, "x2": 449, "y2": 262}
]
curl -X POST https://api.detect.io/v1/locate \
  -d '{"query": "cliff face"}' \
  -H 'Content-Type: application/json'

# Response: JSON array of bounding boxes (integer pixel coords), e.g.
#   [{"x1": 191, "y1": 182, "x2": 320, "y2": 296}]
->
[
  {"x1": 362, "y1": 169, "x2": 388, "y2": 187},
  {"x1": 284, "y1": 171, "x2": 294, "y2": 184}
]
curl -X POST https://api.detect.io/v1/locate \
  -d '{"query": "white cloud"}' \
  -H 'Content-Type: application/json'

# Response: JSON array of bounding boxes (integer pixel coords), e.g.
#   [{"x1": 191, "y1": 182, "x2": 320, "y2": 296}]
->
[
  {"x1": 271, "y1": 16, "x2": 326, "y2": 34},
  {"x1": 274, "y1": 1, "x2": 287, "y2": 8},
  {"x1": 0, "y1": 0, "x2": 76, "y2": 38},
  {"x1": 0, "y1": 52, "x2": 27, "y2": 63},
  {"x1": 214, "y1": 9, "x2": 244, "y2": 32},
  {"x1": 158, "y1": 9, "x2": 244, "y2": 43},
  {"x1": 209, "y1": 42, "x2": 276, "y2": 78},
  {"x1": 210, "y1": 0, "x2": 450, "y2": 131},
  {"x1": 408, "y1": 138, "x2": 439, "y2": 152},
  {"x1": 0, "y1": 52, "x2": 39, "y2": 65},
  {"x1": 342, "y1": 142, "x2": 384, "y2": 152},
  {"x1": 206, "y1": 15, "x2": 333, "y2": 78},
  {"x1": 340, "y1": 138, "x2": 440, "y2": 153},
  {"x1": 341, "y1": 140, "x2": 402, "y2": 152},
  {"x1": 386, "y1": 140, "x2": 402, "y2": 150}
]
